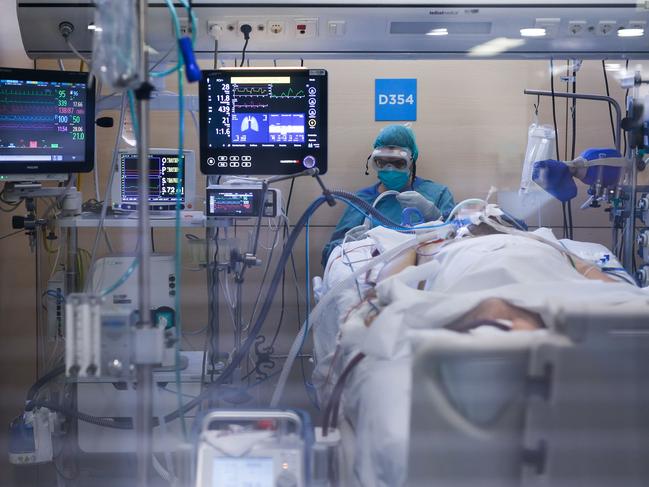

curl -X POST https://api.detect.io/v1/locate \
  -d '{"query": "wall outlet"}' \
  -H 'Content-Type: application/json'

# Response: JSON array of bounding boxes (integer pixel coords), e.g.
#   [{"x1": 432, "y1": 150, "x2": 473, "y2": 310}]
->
[
  {"x1": 238, "y1": 20, "x2": 266, "y2": 37},
  {"x1": 178, "y1": 17, "x2": 194, "y2": 37},
  {"x1": 207, "y1": 20, "x2": 236, "y2": 38},
  {"x1": 597, "y1": 20, "x2": 617, "y2": 36},
  {"x1": 294, "y1": 19, "x2": 318, "y2": 38},
  {"x1": 268, "y1": 21, "x2": 285, "y2": 35},
  {"x1": 568, "y1": 21, "x2": 587, "y2": 36}
]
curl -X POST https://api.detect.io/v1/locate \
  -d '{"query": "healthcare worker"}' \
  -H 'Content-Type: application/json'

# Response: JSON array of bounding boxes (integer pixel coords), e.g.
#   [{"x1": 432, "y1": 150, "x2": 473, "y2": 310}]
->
[{"x1": 322, "y1": 124, "x2": 455, "y2": 266}]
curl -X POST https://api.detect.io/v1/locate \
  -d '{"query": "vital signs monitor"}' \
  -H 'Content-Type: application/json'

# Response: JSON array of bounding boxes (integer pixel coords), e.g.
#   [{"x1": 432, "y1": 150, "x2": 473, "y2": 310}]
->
[
  {"x1": 111, "y1": 149, "x2": 196, "y2": 213},
  {"x1": 0, "y1": 67, "x2": 95, "y2": 179}
]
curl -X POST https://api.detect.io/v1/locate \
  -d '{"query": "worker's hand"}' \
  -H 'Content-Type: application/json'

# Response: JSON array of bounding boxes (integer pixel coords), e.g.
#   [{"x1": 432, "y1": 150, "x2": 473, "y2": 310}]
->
[{"x1": 396, "y1": 191, "x2": 441, "y2": 221}]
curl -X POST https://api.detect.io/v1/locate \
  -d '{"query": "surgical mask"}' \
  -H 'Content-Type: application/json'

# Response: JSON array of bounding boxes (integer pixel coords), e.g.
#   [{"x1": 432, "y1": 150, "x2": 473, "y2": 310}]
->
[{"x1": 378, "y1": 169, "x2": 410, "y2": 191}]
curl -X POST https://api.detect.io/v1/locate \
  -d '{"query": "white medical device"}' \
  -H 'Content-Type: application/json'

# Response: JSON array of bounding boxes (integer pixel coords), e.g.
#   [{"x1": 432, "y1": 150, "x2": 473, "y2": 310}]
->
[
  {"x1": 195, "y1": 410, "x2": 307, "y2": 487},
  {"x1": 111, "y1": 149, "x2": 196, "y2": 214}
]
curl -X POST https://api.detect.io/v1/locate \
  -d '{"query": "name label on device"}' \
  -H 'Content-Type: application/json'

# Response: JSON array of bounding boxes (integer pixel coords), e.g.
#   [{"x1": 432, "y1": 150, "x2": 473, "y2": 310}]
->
[{"x1": 375, "y1": 78, "x2": 417, "y2": 121}]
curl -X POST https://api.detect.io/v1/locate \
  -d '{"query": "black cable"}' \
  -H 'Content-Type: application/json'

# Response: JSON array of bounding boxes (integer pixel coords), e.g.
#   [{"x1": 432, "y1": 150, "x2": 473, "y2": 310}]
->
[
  {"x1": 286, "y1": 179, "x2": 295, "y2": 214},
  {"x1": 323, "y1": 353, "x2": 365, "y2": 436},
  {"x1": 0, "y1": 229, "x2": 23, "y2": 240},
  {"x1": 26, "y1": 400, "x2": 132, "y2": 430},
  {"x1": 602, "y1": 60, "x2": 617, "y2": 148},
  {"x1": 26, "y1": 364, "x2": 65, "y2": 402},
  {"x1": 267, "y1": 181, "x2": 295, "y2": 351},
  {"x1": 213, "y1": 39, "x2": 218, "y2": 69},
  {"x1": 239, "y1": 38, "x2": 249, "y2": 67},
  {"x1": 150, "y1": 228, "x2": 156, "y2": 253},
  {"x1": 238, "y1": 23, "x2": 252, "y2": 67},
  {"x1": 623, "y1": 59, "x2": 630, "y2": 157},
  {"x1": 208, "y1": 230, "x2": 220, "y2": 383},
  {"x1": 550, "y1": 59, "x2": 569, "y2": 239},
  {"x1": 564, "y1": 61, "x2": 570, "y2": 161},
  {"x1": 549, "y1": 60, "x2": 561, "y2": 162},
  {"x1": 568, "y1": 66, "x2": 577, "y2": 240}
]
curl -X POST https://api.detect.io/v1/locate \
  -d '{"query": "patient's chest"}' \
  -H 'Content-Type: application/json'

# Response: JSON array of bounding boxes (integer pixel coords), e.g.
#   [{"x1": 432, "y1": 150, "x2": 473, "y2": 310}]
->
[{"x1": 426, "y1": 234, "x2": 583, "y2": 293}]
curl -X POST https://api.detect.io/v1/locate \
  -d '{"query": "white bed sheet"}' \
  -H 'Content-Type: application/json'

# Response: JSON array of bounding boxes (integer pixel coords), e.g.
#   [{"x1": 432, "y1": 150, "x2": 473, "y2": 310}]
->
[{"x1": 312, "y1": 228, "x2": 649, "y2": 487}]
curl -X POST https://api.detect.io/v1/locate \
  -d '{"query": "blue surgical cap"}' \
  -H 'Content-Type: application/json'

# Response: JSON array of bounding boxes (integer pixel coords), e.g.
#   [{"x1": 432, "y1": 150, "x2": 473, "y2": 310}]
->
[{"x1": 373, "y1": 125, "x2": 419, "y2": 162}]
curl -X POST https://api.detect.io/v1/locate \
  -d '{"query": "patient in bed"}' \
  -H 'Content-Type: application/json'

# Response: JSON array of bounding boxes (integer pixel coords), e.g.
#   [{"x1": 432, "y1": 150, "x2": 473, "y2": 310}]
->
[
  {"x1": 339, "y1": 220, "x2": 624, "y2": 338},
  {"x1": 313, "y1": 218, "x2": 647, "y2": 487}
]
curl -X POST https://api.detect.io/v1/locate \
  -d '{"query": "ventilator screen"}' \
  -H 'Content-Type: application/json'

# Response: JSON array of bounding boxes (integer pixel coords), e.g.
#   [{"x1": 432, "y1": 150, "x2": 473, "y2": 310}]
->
[{"x1": 199, "y1": 68, "x2": 327, "y2": 175}]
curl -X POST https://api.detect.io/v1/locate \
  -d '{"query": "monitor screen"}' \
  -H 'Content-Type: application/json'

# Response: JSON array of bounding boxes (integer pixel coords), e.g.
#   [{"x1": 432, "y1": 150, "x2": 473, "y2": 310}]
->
[
  {"x1": 0, "y1": 67, "x2": 95, "y2": 175},
  {"x1": 199, "y1": 68, "x2": 327, "y2": 175},
  {"x1": 207, "y1": 188, "x2": 259, "y2": 217},
  {"x1": 211, "y1": 457, "x2": 274, "y2": 487},
  {"x1": 112, "y1": 150, "x2": 196, "y2": 212}
]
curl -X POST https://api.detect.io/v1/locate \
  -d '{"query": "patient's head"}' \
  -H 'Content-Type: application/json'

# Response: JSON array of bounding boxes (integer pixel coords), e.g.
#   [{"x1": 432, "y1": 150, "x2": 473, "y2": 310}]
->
[{"x1": 446, "y1": 298, "x2": 544, "y2": 333}]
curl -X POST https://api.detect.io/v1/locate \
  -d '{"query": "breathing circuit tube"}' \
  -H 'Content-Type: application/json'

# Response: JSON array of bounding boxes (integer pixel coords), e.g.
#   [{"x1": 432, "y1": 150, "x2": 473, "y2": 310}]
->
[{"x1": 162, "y1": 189, "x2": 414, "y2": 423}]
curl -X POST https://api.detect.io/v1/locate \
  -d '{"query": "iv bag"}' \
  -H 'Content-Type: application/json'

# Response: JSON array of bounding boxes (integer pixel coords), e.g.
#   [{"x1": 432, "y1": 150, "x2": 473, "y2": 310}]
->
[
  {"x1": 520, "y1": 123, "x2": 556, "y2": 195},
  {"x1": 91, "y1": 0, "x2": 140, "y2": 90}
]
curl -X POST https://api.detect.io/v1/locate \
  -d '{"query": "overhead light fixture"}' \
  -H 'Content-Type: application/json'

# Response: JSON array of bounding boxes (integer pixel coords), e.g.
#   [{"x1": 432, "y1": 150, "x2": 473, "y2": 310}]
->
[
  {"x1": 520, "y1": 28, "x2": 546, "y2": 37},
  {"x1": 617, "y1": 28, "x2": 644, "y2": 37},
  {"x1": 426, "y1": 28, "x2": 448, "y2": 36},
  {"x1": 468, "y1": 37, "x2": 525, "y2": 57}
]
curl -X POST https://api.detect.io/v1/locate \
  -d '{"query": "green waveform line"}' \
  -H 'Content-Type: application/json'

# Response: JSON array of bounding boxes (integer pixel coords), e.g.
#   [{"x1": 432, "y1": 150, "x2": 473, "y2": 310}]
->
[
  {"x1": 271, "y1": 87, "x2": 305, "y2": 98},
  {"x1": 0, "y1": 98, "x2": 55, "y2": 105},
  {"x1": 234, "y1": 87, "x2": 268, "y2": 95},
  {"x1": 0, "y1": 89, "x2": 53, "y2": 97}
]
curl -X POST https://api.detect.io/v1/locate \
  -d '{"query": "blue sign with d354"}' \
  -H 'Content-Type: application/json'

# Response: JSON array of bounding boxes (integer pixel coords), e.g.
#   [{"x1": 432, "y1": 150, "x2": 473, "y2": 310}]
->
[{"x1": 375, "y1": 78, "x2": 417, "y2": 121}]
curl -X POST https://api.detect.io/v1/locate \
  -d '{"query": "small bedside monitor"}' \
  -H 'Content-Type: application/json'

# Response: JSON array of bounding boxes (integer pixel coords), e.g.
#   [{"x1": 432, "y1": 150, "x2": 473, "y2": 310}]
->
[{"x1": 111, "y1": 149, "x2": 196, "y2": 214}]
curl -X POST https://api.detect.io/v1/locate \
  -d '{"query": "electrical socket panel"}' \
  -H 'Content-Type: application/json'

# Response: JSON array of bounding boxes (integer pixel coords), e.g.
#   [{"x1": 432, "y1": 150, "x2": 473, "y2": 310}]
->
[
  {"x1": 208, "y1": 18, "x2": 319, "y2": 40},
  {"x1": 178, "y1": 17, "x2": 194, "y2": 37},
  {"x1": 568, "y1": 21, "x2": 587, "y2": 36},
  {"x1": 597, "y1": 20, "x2": 617, "y2": 36}
]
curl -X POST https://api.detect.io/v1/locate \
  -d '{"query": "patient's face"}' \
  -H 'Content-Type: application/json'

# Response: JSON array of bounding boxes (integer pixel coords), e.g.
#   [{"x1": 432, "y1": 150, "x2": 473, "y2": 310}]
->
[{"x1": 447, "y1": 298, "x2": 544, "y2": 332}]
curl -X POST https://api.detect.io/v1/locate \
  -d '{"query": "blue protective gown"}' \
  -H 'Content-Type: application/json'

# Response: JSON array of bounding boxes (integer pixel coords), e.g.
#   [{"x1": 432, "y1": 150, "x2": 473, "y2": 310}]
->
[{"x1": 322, "y1": 176, "x2": 455, "y2": 267}]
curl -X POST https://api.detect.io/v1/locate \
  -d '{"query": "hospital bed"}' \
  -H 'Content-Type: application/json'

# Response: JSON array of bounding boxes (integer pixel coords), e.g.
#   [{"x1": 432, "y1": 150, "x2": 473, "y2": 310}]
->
[
  {"x1": 312, "y1": 227, "x2": 649, "y2": 486},
  {"x1": 409, "y1": 305, "x2": 649, "y2": 487}
]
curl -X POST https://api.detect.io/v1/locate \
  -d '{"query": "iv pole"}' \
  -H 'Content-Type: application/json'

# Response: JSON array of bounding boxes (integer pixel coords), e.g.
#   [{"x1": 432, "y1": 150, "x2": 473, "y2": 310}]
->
[{"x1": 135, "y1": 0, "x2": 154, "y2": 485}]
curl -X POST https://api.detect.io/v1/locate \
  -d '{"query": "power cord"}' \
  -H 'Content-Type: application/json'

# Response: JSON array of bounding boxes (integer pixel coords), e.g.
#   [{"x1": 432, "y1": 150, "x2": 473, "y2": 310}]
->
[{"x1": 239, "y1": 24, "x2": 252, "y2": 67}]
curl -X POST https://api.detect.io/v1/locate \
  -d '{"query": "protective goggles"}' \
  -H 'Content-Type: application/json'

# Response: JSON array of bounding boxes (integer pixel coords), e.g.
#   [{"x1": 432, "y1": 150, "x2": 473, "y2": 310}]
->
[{"x1": 368, "y1": 146, "x2": 413, "y2": 172}]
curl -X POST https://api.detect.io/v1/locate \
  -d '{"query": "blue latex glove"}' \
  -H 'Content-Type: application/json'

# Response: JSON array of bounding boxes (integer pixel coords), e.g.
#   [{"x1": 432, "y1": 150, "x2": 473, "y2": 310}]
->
[
  {"x1": 396, "y1": 191, "x2": 441, "y2": 221},
  {"x1": 532, "y1": 159, "x2": 577, "y2": 202}
]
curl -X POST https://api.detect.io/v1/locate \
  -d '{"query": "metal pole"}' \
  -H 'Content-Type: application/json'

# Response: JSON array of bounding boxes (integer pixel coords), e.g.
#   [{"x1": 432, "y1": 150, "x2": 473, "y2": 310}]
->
[
  {"x1": 35, "y1": 223, "x2": 42, "y2": 377},
  {"x1": 623, "y1": 147, "x2": 639, "y2": 273},
  {"x1": 66, "y1": 228, "x2": 78, "y2": 293},
  {"x1": 523, "y1": 89, "x2": 622, "y2": 153},
  {"x1": 135, "y1": 0, "x2": 153, "y2": 485}
]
